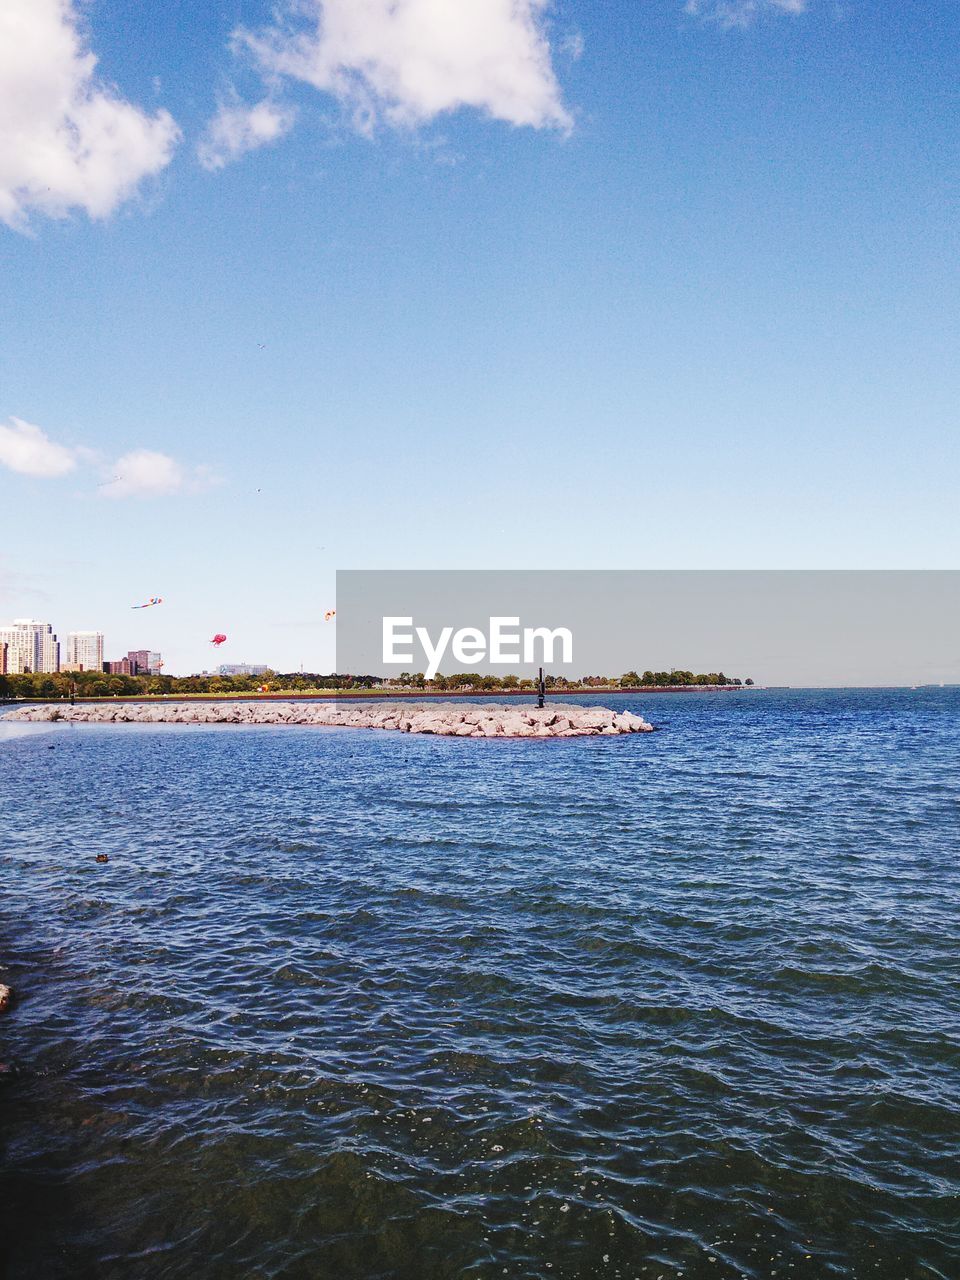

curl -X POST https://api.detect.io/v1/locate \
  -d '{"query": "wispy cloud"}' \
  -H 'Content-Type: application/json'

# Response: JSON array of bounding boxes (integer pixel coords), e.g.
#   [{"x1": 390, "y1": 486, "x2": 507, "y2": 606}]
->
[
  {"x1": 684, "y1": 0, "x2": 807, "y2": 28},
  {"x1": 0, "y1": 417, "x2": 77, "y2": 476},
  {"x1": 0, "y1": 557, "x2": 50, "y2": 604},
  {"x1": 560, "y1": 31, "x2": 586, "y2": 61},
  {"x1": 232, "y1": 0, "x2": 572, "y2": 138},
  {"x1": 197, "y1": 98, "x2": 297, "y2": 171},
  {"x1": 97, "y1": 450, "x2": 218, "y2": 499},
  {"x1": 1, "y1": 417, "x2": 216, "y2": 499},
  {"x1": 0, "y1": 0, "x2": 180, "y2": 230}
]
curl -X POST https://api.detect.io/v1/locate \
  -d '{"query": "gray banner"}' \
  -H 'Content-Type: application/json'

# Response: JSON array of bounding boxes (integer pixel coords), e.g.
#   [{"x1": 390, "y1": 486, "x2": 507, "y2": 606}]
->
[{"x1": 335, "y1": 570, "x2": 960, "y2": 687}]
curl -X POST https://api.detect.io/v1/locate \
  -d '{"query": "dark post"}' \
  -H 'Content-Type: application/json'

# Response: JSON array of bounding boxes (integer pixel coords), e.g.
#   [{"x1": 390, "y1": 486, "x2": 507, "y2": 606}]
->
[{"x1": 537, "y1": 666, "x2": 545, "y2": 709}]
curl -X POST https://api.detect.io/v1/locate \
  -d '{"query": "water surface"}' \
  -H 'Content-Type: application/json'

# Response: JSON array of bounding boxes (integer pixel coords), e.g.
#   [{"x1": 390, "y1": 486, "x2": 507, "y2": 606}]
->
[{"x1": 2, "y1": 690, "x2": 958, "y2": 1279}]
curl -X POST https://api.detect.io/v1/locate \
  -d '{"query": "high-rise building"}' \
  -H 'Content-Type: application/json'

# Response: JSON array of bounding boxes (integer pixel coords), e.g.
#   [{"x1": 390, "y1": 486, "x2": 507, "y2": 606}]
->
[
  {"x1": 0, "y1": 630, "x2": 19, "y2": 673},
  {"x1": 66, "y1": 631, "x2": 104, "y2": 672},
  {"x1": 127, "y1": 649, "x2": 162, "y2": 675},
  {"x1": 0, "y1": 628, "x2": 23, "y2": 673},
  {"x1": 0, "y1": 620, "x2": 60, "y2": 673},
  {"x1": 0, "y1": 641, "x2": 7, "y2": 675}
]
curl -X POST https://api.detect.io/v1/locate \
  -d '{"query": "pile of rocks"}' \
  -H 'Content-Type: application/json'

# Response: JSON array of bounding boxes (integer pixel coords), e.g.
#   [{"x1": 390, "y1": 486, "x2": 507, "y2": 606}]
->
[{"x1": 4, "y1": 701, "x2": 654, "y2": 738}]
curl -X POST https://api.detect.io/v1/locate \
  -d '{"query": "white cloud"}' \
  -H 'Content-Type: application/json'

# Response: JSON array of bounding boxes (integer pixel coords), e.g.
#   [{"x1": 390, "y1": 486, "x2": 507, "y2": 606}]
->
[
  {"x1": 0, "y1": 0, "x2": 180, "y2": 230},
  {"x1": 237, "y1": 0, "x2": 571, "y2": 135},
  {"x1": 0, "y1": 417, "x2": 216, "y2": 498},
  {"x1": 98, "y1": 450, "x2": 216, "y2": 499},
  {"x1": 0, "y1": 417, "x2": 77, "y2": 477},
  {"x1": 685, "y1": 0, "x2": 807, "y2": 27},
  {"x1": 198, "y1": 98, "x2": 297, "y2": 171}
]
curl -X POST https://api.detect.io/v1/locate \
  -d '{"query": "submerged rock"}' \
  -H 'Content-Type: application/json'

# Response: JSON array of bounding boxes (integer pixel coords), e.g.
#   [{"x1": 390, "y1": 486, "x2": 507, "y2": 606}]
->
[
  {"x1": 3, "y1": 701, "x2": 654, "y2": 738},
  {"x1": 0, "y1": 984, "x2": 13, "y2": 1014}
]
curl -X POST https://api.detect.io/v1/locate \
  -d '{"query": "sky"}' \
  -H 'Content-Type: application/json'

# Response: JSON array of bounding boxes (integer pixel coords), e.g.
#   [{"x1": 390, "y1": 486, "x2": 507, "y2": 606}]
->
[{"x1": 1, "y1": 0, "x2": 958, "y2": 675}]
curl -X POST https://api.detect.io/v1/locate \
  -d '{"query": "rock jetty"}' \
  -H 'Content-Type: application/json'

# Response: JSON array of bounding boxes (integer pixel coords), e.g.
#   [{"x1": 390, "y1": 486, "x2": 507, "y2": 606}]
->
[{"x1": 3, "y1": 701, "x2": 653, "y2": 738}]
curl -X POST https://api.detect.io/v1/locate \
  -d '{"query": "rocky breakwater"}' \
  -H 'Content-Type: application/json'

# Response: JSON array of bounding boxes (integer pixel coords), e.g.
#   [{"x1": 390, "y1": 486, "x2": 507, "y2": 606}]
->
[{"x1": 4, "y1": 701, "x2": 654, "y2": 738}]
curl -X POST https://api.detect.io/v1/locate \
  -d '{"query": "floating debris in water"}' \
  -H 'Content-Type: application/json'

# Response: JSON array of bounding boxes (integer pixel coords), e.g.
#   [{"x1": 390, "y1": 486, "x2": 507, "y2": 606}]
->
[{"x1": 95, "y1": 854, "x2": 109, "y2": 864}]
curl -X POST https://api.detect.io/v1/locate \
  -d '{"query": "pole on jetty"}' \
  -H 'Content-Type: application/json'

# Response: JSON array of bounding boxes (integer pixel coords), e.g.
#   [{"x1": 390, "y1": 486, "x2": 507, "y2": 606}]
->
[{"x1": 537, "y1": 666, "x2": 545, "y2": 709}]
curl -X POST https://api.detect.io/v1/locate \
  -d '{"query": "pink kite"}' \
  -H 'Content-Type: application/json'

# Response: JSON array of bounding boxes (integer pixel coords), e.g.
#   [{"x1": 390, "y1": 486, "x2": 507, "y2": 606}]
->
[
  {"x1": 132, "y1": 597, "x2": 163, "y2": 609},
  {"x1": 210, "y1": 634, "x2": 227, "y2": 646}
]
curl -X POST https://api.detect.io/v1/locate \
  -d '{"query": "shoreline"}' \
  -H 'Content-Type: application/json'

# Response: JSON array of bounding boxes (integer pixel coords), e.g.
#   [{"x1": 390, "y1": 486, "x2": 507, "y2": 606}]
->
[{"x1": 0, "y1": 685, "x2": 749, "y2": 706}]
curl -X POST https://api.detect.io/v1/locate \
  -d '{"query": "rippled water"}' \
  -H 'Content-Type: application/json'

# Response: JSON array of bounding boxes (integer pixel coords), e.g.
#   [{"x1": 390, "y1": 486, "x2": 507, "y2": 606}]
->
[{"x1": 2, "y1": 690, "x2": 959, "y2": 1280}]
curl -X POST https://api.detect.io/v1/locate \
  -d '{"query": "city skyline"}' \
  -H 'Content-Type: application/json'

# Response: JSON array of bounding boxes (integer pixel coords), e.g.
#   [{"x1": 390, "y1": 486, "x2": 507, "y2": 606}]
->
[
  {"x1": 0, "y1": 616, "x2": 170, "y2": 675},
  {"x1": 0, "y1": 611, "x2": 282, "y2": 677}
]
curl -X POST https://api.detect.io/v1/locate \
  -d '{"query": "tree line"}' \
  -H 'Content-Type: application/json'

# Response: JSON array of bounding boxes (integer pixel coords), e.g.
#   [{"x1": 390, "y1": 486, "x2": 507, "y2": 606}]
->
[{"x1": 1, "y1": 668, "x2": 753, "y2": 700}]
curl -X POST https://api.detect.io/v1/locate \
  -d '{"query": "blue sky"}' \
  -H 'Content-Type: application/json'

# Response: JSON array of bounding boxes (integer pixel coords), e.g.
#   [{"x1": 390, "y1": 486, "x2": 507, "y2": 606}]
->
[{"x1": 1, "y1": 0, "x2": 958, "y2": 674}]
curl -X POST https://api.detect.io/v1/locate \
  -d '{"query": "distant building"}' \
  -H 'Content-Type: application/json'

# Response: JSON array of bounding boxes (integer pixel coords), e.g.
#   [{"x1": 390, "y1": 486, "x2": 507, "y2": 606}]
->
[
  {"x1": 104, "y1": 658, "x2": 134, "y2": 675},
  {"x1": 218, "y1": 663, "x2": 269, "y2": 676},
  {"x1": 66, "y1": 631, "x2": 104, "y2": 672},
  {"x1": 0, "y1": 619, "x2": 59, "y2": 673},
  {"x1": 127, "y1": 649, "x2": 162, "y2": 675},
  {"x1": 0, "y1": 631, "x2": 19, "y2": 673},
  {"x1": 0, "y1": 641, "x2": 6, "y2": 675}
]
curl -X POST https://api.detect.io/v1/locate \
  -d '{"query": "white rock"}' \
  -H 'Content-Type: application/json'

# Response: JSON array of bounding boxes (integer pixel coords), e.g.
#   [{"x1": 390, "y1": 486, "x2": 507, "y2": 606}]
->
[{"x1": 2, "y1": 700, "x2": 654, "y2": 737}]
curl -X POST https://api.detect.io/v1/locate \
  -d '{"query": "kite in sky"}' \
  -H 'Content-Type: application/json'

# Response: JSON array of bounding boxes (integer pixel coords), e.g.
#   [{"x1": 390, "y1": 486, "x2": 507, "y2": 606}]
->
[
  {"x1": 132, "y1": 597, "x2": 163, "y2": 609},
  {"x1": 324, "y1": 610, "x2": 336, "y2": 622},
  {"x1": 210, "y1": 634, "x2": 227, "y2": 646}
]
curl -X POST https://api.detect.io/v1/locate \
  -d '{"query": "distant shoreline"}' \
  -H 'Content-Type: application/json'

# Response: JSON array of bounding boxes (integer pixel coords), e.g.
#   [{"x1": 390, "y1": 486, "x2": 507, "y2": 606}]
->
[{"x1": 1, "y1": 685, "x2": 753, "y2": 706}]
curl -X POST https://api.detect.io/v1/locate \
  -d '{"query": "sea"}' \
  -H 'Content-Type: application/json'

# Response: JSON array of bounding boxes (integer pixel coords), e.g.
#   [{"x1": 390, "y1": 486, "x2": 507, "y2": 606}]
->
[{"x1": 1, "y1": 689, "x2": 958, "y2": 1280}]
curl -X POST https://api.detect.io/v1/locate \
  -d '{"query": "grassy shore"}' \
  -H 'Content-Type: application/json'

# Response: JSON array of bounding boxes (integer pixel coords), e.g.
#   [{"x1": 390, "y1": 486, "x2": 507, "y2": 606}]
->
[{"x1": 2, "y1": 685, "x2": 752, "y2": 706}]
